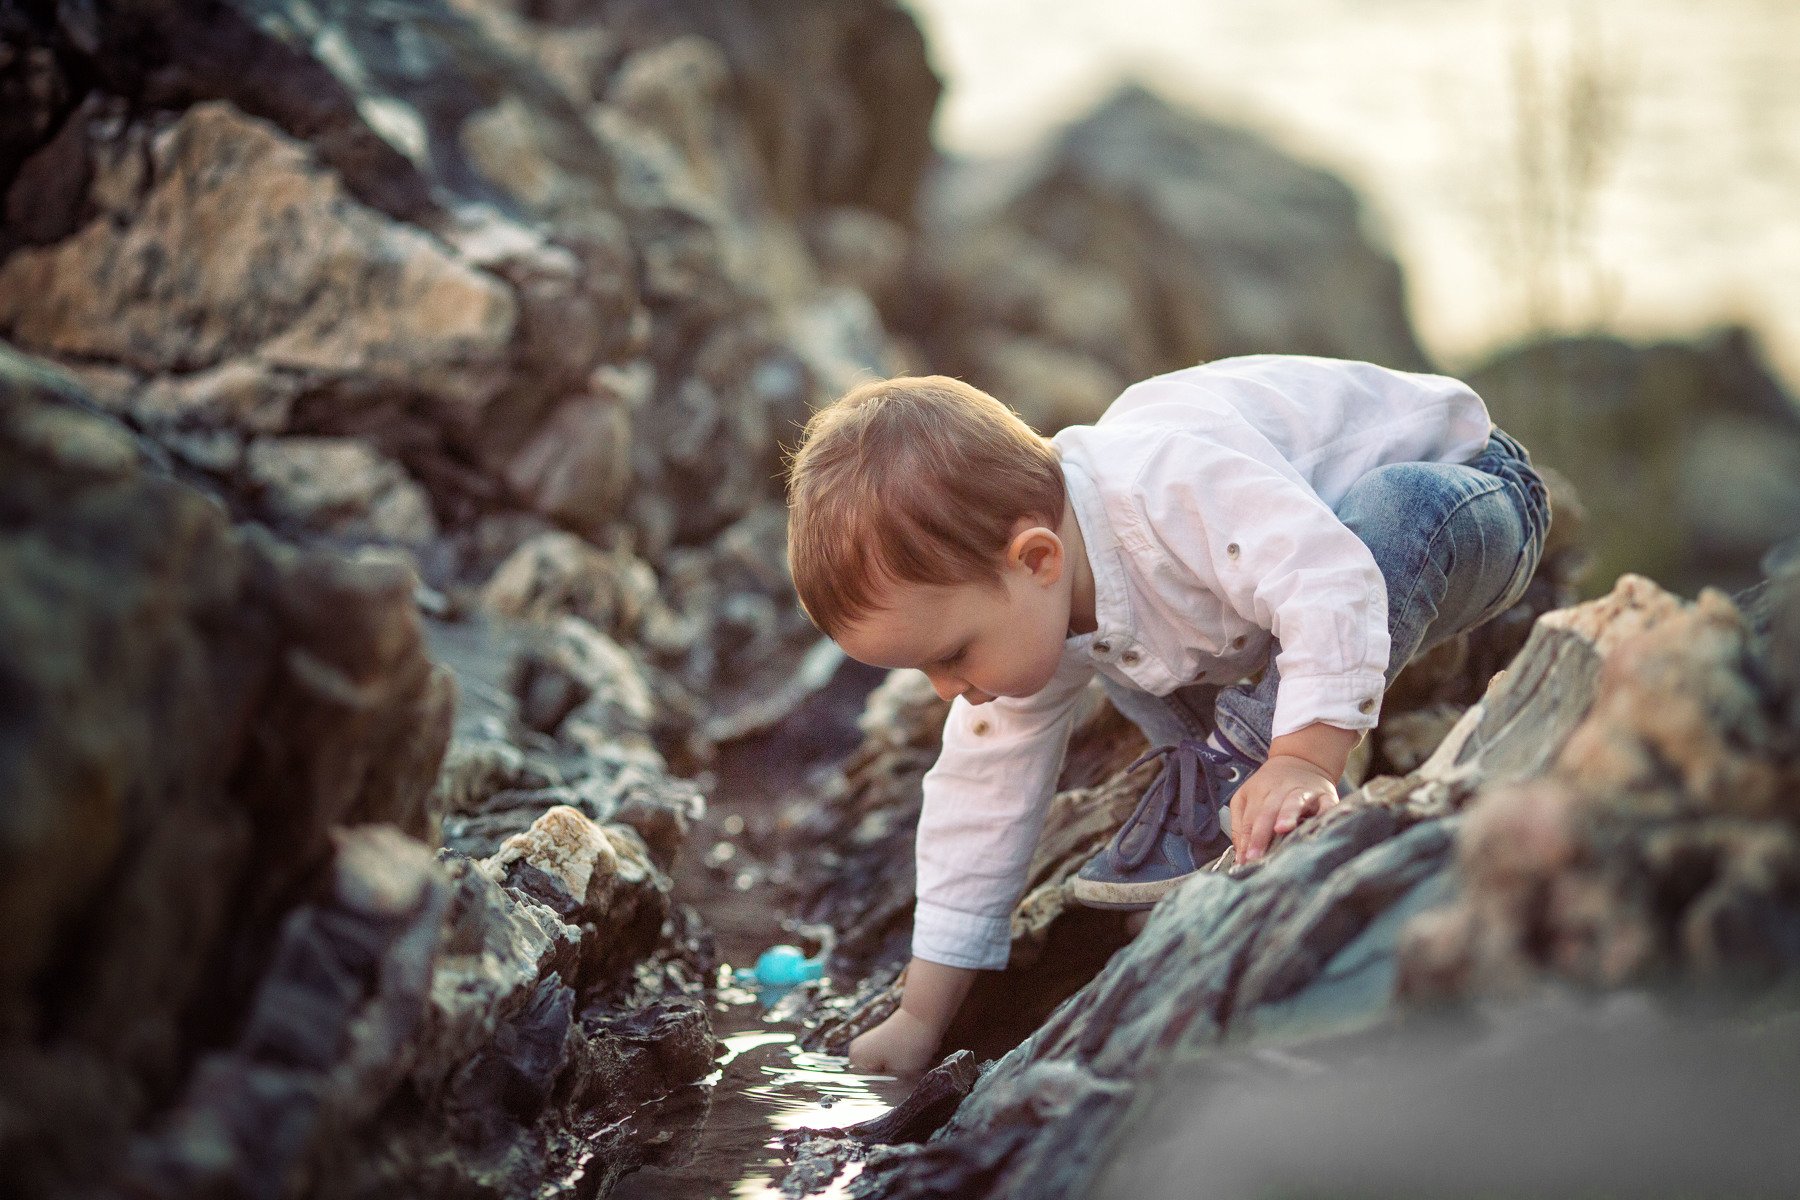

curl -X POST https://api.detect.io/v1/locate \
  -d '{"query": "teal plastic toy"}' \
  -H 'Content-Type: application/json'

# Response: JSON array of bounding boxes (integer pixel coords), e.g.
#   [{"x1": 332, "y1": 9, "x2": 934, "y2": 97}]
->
[
  {"x1": 730, "y1": 943, "x2": 826, "y2": 990},
  {"x1": 751, "y1": 944, "x2": 824, "y2": 986}
]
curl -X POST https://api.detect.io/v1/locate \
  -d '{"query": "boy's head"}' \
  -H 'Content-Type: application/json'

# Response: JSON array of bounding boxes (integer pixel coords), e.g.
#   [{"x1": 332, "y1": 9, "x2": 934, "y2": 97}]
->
[{"x1": 785, "y1": 375, "x2": 1077, "y2": 703}]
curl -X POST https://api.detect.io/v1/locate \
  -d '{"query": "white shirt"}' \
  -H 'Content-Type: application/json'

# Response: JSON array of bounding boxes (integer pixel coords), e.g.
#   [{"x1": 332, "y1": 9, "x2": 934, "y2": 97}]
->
[{"x1": 912, "y1": 355, "x2": 1494, "y2": 970}]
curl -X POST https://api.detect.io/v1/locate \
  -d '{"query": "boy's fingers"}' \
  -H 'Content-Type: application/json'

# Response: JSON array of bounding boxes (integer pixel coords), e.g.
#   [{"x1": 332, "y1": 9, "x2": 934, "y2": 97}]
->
[
  {"x1": 1262, "y1": 786, "x2": 1332, "y2": 852},
  {"x1": 1229, "y1": 785, "x2": 1253, "y2": 858},
  {"x1": 1272, "y1": 788, "x2": 1312, "y2": 835},
  {"x1": 1245, "y1": 798, "x2": 1282, "y2": 862}
]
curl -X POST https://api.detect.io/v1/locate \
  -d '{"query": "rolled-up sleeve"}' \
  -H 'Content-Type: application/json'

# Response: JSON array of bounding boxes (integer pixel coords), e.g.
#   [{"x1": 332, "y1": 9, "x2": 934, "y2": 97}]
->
[
  {"x1": 912, "y1": 654, "x2": 1094, "y2": 970},
  {"x1": 1135, "y1": 428, "x2": 1390, "y2": 738}
]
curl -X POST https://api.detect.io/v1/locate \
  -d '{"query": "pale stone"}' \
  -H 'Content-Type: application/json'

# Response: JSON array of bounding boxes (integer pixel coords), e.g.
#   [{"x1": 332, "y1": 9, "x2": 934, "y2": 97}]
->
[
  {"x1": 0, "y1": 101, "x2": 517, "y2": 419},
  {"x1": 245, "y1": 436, "x2": 438, "y2": 545}
]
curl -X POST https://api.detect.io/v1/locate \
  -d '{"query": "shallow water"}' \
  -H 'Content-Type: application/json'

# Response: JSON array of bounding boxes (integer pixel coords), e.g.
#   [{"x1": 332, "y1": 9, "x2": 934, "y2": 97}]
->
[
  {"x1": 611, "y1": 979, "x2": 911, "y2": 1200},
  {"x1": 613, "y1": 675, "x2": 911, "y2": 1200}
]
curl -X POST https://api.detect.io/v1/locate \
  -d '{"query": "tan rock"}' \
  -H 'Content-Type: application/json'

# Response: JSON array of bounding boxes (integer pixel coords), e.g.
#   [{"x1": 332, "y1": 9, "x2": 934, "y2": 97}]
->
[
  {"x1": 245, "y1": 436, "x2": 438, "y2": 545},
  {"x1": 502, "y1": 394, "x2": 632, "y2": 532},
  {"x1": 486, "y1": 804, "x2": 622, "y2": 905},
  {"x1": 1400, "y1": 574, "x2": 1800, "y2": 998},
  {"x1": 481, "y1": 531, "x2": 661, "y2": 637},
  {"x1": 0, "y1": 101, "x2": 516, "y2": 421}
]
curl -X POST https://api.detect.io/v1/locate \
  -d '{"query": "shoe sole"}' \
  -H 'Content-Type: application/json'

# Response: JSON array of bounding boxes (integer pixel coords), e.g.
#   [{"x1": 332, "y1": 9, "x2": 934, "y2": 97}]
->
[
  {"x1": 1070, "y1": 844, "x2": 1238, "y2": 911},
  {"x1": 1069, "y1": 873, "x2": 1189, "y2": 910}
]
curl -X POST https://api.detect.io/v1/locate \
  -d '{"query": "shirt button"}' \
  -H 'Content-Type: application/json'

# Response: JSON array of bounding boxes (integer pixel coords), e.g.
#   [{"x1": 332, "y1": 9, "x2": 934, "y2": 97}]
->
[
  {"x1": 1358, "y1": 698, "x2": 1375, "y2": 714},
  {"x1": 1094, "y1": 639, "x2": 1112, "y2": 655},
  {"x1": 1227, "y1": 542, "x2": 1241, "y2": 559},
  {"x1": 1121, "y1": 649, "x2": 1141, "y2": 665},
  {"x1": 1231, "y1": 635, "x2": 1247, "y2": 650},
  {"x1": 972, "y1": 718, "x2": 992, "y2": 735}
]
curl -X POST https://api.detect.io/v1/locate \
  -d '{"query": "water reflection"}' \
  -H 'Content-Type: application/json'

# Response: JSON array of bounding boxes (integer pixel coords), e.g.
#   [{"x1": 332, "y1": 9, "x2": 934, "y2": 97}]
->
[{"x1": 614, "y1": 996, "x2": 910, "y2": 1200}]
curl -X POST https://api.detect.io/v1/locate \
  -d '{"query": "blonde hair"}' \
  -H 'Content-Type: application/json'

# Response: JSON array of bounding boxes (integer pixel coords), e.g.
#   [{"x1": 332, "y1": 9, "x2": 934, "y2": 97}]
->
[{"x1": 785, "y1": 375, "x2": 1065, "y2": 638}]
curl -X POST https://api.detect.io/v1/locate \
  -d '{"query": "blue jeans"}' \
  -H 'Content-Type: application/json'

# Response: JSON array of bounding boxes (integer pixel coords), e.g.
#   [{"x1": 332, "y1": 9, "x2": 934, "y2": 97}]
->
[{"x1": 1104, "y1": 429, "x2": 1550, "y2": 758}]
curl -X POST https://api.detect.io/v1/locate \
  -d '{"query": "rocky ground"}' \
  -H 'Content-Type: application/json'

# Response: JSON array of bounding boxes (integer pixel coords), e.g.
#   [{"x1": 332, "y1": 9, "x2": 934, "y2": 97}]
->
[{"x1": 4, "y1": 2, "x2": 1800, "y2": 1199}]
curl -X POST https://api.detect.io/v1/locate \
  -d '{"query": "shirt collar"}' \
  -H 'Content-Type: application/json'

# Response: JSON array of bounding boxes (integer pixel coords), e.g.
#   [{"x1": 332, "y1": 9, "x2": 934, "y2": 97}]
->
[{"x1": 1061, "y1": 457, "x2": 1132, "y2": 646}]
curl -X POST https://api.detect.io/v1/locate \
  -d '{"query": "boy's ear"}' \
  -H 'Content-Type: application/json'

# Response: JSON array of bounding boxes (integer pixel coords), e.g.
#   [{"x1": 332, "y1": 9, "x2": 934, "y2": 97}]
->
[{"x1": 1008, "y1": 524, "x2": 1063, "y2": 582}]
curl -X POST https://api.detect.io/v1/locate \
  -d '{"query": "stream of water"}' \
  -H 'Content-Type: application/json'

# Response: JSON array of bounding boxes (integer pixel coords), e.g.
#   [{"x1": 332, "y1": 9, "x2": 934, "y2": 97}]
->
[
  {"x1": 611, "y1": 981, "x2": 908, "y2": 1200},
  {"x1": 613, "y1": 670, "x2": 910, "y2": 1200}
]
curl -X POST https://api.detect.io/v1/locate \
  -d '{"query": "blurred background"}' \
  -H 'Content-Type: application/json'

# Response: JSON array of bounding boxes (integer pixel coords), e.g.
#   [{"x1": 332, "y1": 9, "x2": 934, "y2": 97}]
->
[{"x1": 897, "y1": 0, "x2": 1800, "y2": 596}]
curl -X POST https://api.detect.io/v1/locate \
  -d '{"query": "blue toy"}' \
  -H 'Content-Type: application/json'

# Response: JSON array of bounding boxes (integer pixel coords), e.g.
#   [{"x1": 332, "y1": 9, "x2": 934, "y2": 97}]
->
[
  {"x1": 730, "y1": 943, "x2": 828, "y2": 992},
  {"x1": 729, "y1": 923, "x2": 834, "y2": 995},
  {"x1": 751, "y1": 944, "x2": 824, "y2": 986}
]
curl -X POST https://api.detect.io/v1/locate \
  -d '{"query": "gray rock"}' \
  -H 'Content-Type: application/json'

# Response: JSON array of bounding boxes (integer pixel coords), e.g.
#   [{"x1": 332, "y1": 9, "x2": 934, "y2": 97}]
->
[
  {"x1": 901, "y1": 83, "x2": 1430, "y2": 432},
  {"x1": 1466, "y1": 326, "x2": 1800, "y2": 594}
]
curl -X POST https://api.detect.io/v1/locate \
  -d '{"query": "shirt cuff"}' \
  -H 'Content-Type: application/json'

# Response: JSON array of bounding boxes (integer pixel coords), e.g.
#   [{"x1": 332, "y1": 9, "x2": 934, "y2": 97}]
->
[
  {"x1": 1271, "y1": 670, "x2": 1388, "y2": 739},
  {"x1": 911, "y1": 898, "x2": 1013, "y2": 970}
]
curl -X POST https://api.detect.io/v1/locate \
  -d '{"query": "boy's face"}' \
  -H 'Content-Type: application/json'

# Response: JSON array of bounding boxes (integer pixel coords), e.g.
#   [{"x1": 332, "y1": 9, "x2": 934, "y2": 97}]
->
[{"x1": 834, "y1": 522, "x2": 1073, "y2": 705}]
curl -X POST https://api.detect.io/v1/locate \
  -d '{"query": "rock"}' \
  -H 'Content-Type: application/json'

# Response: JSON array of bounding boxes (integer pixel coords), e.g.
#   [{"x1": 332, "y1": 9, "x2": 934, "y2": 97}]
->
[
  {"x1": 0, "y1": 0, "x2": 917, "y2": 758},
  {"x1": 1375, "y1": 702, "x2": 1468, "y2": 775},
  {"x1": 1086, "y1": 994, "x2": 1800, "y2": 1200},
  {"x1": 0, "y1": 348, "x2": 718, "y2": 1199},
  {"x1": 585, "y1": 0, "x2": 941, "y2": 223},
  {"x1": 246, "y1": 436, "x2": 440, "y2": 546},
  {"x1": 0, "y1": 354, "x2": 452, "y2": 1197},
  {"x1": 432, "y1": 737, "x2": 541, "y2": 817},
  {"x1": 1678, "y1": 414, "x2": 1800, "y2": 568},
  {"x1": 119, "y1": 826, "x2": 452, "y2": 1198},
  {"x1": 485, "y1": 805, "x2": 672, "y2": 991},
  {"x1": 501, "y1": 392, "x2": 634, "y2": 534},
  {"x1": 1399, "y1": 580, "x2": 1800, "y2": 998},
  {"x1": 806, "y1": 206, "x2": 912, "y2": 310},
  {"x1": 480, "y1": 530, "x2": 663, "y2": 641},
  {"x1": 1467, "y1": 326, "x2": 1800, "y2": 593},
  {"x1": 347, "y1": 842, "x2": 714, "y2": 1200},
  {"x1": 516, "y1": 615, "x2": 658, "y2": 752},
  {"x1": 0, "y1": 100, "x2": 517, "y2": 418},
  {"x1": 777, "y1": 1050, "x2": 983, "y2": 1197},
  {"x1": 898, "y1": 84, "x2": 1431, "y2": 430},
  {"x1": 830, "y1": 1049, "x2": 981, "y2": 1146}
]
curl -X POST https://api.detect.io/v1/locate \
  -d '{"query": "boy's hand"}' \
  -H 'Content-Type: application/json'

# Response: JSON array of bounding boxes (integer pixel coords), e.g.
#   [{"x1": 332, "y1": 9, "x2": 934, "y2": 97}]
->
[
  {"x1": 1229, "y1": 753, "x2": 1338, "y2": 864},
  {"x1": 848, "y1": 1007, "x2": 942, "y2": 1075}
]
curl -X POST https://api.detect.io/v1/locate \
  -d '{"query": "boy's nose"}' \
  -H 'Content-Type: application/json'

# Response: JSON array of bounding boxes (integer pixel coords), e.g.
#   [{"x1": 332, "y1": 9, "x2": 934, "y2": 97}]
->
[{"x1": 925, "y1": 672, "x2": 964, "y2": 703}]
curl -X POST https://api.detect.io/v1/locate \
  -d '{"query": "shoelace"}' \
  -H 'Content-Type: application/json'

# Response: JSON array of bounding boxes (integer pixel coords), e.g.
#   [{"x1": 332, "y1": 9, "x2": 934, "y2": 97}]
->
[{"x1": 1108, "y1": 738, "x2": 1227, "y2": 872}]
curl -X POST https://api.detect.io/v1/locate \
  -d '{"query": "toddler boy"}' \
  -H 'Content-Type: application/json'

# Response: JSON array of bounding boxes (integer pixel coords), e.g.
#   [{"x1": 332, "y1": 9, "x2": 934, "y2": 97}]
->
[{"x1": 784, "y1": 356, "x2": 1549, "y2": 1073}]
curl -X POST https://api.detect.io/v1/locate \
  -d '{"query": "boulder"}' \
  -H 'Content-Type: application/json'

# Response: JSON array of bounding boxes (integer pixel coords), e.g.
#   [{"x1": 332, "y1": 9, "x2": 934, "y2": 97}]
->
[
  {"x1": 901, "y1": 84, "x2": 1431, "y2": 431},
  {"x1": 0, "y1": 0, "x2": 925, "y2": 755},
  {"x1": 1466, "y1": 326, "x2": 1800, "y2": 594},
  {"x1": 0, "y1": 349, "x2": 450, "y2": 1196}
]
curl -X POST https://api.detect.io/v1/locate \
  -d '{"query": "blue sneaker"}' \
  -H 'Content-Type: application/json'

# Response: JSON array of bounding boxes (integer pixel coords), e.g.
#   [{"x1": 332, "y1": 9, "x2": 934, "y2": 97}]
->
[{"x1": 1070, "y1": 736, "x2": 1258, "y2": 910}]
